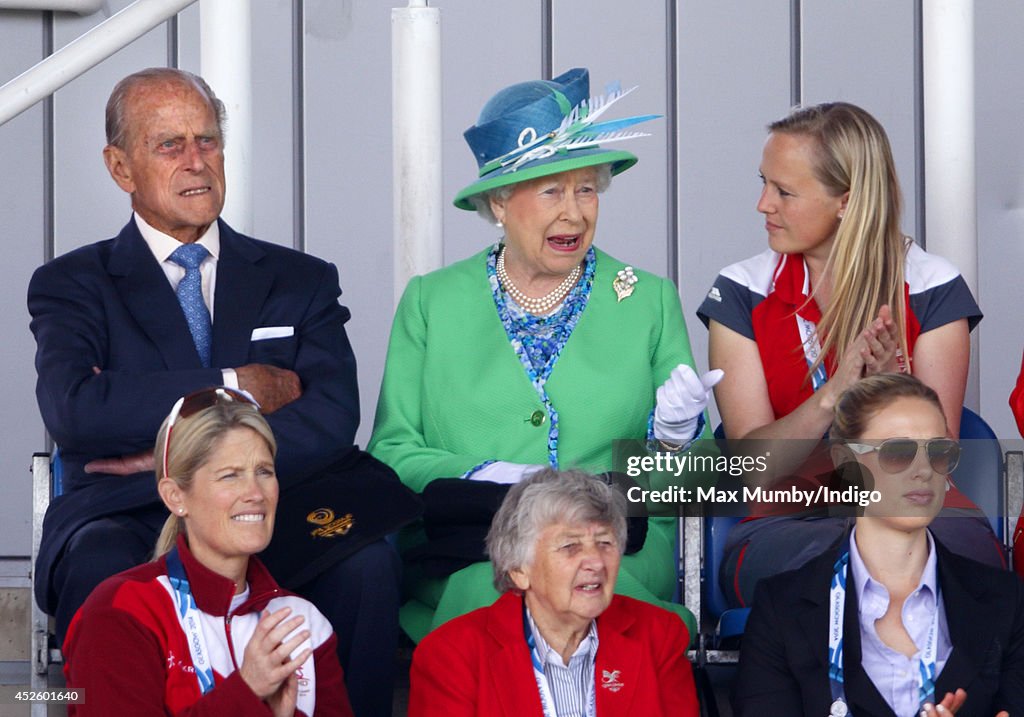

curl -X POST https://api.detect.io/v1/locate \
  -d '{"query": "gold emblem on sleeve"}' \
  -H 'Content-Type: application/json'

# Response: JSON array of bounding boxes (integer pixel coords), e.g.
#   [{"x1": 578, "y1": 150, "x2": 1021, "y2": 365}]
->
[{"x1": 306, "y1": 508, "x2": 355, "y2": 538}]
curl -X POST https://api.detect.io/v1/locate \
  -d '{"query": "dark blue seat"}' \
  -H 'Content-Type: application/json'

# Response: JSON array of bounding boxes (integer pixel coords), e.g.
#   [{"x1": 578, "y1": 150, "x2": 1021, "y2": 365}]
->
[
  {"x1": 705, "y1": 514, "x2": 749, "y2": 645},
  {"x1": 702, "y1": 424, "x2": 749, "y2": 650},
  {"x1": 954, "y1": 407, "x2": 1003, "y2": 541}
]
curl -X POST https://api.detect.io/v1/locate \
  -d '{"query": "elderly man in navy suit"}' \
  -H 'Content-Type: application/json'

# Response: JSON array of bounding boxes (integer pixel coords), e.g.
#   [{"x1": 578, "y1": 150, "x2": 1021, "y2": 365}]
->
[{"x1": 28, "y1": 67, "x2": 400, "y2": 717}]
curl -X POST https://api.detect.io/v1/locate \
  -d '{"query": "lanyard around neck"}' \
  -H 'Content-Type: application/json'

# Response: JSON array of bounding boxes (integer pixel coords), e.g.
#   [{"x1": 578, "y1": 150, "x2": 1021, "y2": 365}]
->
[
  {"x1": 166, "y1": 547, "x2": 217, "y2": 695},
  {"x1": 522, "y1": 603, "x2": 596, "y2": 717},
  {"x1": 795, "y1": 313, "x2": 829, "y2": 392},
  {"x1": 826, "y1": 536, "x2": 939, "y2": 717}
]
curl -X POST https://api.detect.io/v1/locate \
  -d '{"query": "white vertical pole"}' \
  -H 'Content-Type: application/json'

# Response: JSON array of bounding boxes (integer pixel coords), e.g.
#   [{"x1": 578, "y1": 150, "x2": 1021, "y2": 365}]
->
[
  {"x1": 922, "y1": 0, "x2": 978, "y2": 406},
  {"x1": 201, "y1": 0, "x2": 253, "y2": 235},
  {"x1": 392, "y1": 0, "x2": 443, "y2": 305}
]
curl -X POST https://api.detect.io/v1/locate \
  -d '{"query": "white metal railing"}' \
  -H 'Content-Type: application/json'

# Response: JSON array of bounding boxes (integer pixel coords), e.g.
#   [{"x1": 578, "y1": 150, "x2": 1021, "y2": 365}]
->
[
  {"x1": 0, "y1": 0, "x2": 101, "y2": 12},
  {"x1": 0, "y1": 0, "x2": 257, "y2": 233},
  {"x1": 2, "y1": 0, "x2": 442, "y2": 289},
  {"x1": 0, "y1": 0, "x2": 196, "y2": 127}
]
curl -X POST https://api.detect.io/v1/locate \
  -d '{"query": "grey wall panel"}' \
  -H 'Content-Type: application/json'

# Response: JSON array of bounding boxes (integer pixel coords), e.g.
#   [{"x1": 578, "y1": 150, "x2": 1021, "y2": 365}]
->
[
  {"x1": 177, "y1": 3, "x2": 200, "y2": 69},
  {"x1": 303, "y1": 0, "x2": 404, "y2": 446},
  {"x1": 1, "y1": 11, "x2": 48, "y2": 556},
  {"x1": 976, "y1": 3, "x2": 1024, "y2": 438},
  {"x1": 302, "y1": 1, "x2": 542, "y2": 446},
  {"x1": 246, "y1": 0, "x2": 294, "y2": 245},
  {"x1": 52, "y1": 1, "x2": 171, "y2": 255},
  {"x1": 552, "y1": 0, "x2": 670, "y2": 283},
  {"x1": 439, "y1": 1, "x2": 542, "y2": 269},
  {"x1": 801, "y1": 0, "x2": 919, "y2": 244},
  {"x1": 676, "y1": 1, "x2": 792, "y2": 426},
  {"x1": 177, "y1": 0, "x2": 297, "y2": 240},
  {"x1": 173, "y1": 0, "x2": 294, "y2": 248}
]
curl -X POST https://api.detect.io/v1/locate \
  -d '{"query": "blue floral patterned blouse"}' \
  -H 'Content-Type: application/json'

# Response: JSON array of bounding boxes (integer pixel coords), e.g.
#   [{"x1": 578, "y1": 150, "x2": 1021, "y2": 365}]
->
[{"x1": 485, "y1": 242, "x2": 595, "y2": 469}]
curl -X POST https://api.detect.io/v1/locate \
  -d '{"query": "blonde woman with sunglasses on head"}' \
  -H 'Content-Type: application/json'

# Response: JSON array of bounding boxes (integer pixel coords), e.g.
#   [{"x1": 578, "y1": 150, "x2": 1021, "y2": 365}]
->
[
  {"x1": 735, "y1": 374, "x2": 1024, "y2": 717},
  {"x1": 62, "y1": 388, "x2": 353, "y2": 717}
]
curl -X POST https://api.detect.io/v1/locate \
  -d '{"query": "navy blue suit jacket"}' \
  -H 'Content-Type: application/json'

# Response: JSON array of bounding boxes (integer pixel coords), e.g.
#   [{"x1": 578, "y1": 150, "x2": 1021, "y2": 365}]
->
[
  {"x1": 28, "y1": 217, "x2": 359, "y2": 612},
  {"x1": 734, "y1": 534, "x2": 1024, "y2": 716}
]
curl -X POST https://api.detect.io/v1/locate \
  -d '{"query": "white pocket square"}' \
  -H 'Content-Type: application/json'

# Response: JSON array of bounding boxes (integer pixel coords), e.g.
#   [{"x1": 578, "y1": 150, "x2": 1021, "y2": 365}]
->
[{"x1": 251, "y1": 326, "x2": 294, "y2": 341}]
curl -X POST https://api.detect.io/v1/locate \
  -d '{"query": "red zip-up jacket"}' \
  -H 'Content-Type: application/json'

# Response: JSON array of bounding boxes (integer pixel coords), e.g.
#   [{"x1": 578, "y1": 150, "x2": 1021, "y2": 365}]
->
[{"x1": 63, "y1": 534, "x2": 352, "y2": 716}]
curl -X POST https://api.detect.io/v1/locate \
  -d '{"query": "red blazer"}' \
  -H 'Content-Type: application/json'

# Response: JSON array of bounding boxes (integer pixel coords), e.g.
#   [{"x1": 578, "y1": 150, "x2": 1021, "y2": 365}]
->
[{"x1": 409, "y1": 592, "x2": 698, "y2": 717}]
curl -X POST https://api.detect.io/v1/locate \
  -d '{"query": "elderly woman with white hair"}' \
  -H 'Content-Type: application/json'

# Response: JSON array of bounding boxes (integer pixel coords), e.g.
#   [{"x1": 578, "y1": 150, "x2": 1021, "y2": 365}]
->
[
  {"x1": 408, "y1": 469, "x2": 699, "y2": 717},
  {"x1": 369, "y1": 66, "x2": 719, "y2": 644}
]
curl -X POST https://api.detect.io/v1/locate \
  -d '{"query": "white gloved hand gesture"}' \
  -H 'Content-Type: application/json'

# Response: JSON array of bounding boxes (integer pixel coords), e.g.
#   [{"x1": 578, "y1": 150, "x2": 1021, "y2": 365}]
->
[
  {"x1": 468, "y1": 461, "x2": 544, "y2": 484},
  {"x1": 654, "y1": 365, "x2": 724, "y2": 444}
]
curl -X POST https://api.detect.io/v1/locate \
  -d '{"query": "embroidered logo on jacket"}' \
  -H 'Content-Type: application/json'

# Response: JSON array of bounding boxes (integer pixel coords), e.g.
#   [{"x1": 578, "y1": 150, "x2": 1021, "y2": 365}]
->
[
  {"x1": 601, "y1": 669, "x2": 624, "y2": 692},
  {"x1": 306, "y1": 508, "x2": 355, "y2": 538}
]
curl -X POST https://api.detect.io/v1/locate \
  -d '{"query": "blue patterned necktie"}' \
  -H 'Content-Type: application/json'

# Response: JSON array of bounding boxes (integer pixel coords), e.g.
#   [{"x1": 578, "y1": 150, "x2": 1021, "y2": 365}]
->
[{"x1": 169, "y1": 243, "x2": 212, "y2": 367}]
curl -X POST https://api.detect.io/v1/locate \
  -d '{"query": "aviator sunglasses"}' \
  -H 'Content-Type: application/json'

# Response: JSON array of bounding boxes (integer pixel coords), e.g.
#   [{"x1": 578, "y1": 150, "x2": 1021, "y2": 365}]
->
[
  {"x1": 161, "y1": 387, "x2": 261, "y2": 478},
  {"x1": 845, "y1": 437, "x2": 961, "y2": 475}
]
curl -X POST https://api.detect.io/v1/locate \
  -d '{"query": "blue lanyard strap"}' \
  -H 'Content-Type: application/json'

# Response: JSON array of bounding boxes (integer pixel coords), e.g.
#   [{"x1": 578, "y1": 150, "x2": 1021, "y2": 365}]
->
[
  {"x1": 826, "y1": 536, "x2": 939, "y2": 717},
  {"x1": 521, "y1": 601, "x2": 596, "y2": 717},
  {"x1": 522, "y1": 602, "x2": 557, "y2": 717},
  {"x1": 795, "y1": 313, "x2": 829, "y2": 392},
  {"x1": 166, "y1": 547, "x2": 217, "y2": 695}
]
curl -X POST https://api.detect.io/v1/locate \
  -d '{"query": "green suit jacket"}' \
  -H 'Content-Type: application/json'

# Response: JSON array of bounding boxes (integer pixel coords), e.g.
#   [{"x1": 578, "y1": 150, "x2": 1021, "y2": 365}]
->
[
  {"x1": 369, "y1": 246, "x2": 699, "y2": 490},
  {"x1": 368, "y1": 245, "x2": 702, "y2": 641}
]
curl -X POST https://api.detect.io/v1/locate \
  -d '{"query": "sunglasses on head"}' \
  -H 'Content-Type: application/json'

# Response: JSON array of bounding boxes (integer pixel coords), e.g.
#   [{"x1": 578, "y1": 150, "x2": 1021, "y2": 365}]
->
[
  {"x1": 161, "y1": 387, "x2": 261, "y2": 478},
  {"x1": 845, "y1": 437, "x2": 961, "y2": 475}
]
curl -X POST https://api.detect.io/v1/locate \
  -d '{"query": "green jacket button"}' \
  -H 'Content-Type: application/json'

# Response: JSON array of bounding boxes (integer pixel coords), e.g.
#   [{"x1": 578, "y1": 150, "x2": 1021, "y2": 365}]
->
[{"x1": 530, "y1": 410, "x2": 545, "y2": 427}]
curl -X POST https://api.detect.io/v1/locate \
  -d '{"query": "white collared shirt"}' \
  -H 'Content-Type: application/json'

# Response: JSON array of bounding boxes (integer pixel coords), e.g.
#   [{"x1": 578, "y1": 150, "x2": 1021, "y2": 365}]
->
[
  {"x1": 526, "y1": 608, "x2": 599, "y2": 717},
  {"x1": 135, "y1": 212, "x2": 221, "y2": 320},
  {"x1": 848, "y1": 527, "x2": 951, "y2": 717}
]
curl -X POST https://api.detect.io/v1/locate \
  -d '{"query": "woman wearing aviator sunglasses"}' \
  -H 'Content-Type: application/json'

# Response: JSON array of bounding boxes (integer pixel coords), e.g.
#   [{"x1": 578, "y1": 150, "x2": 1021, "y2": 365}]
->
[
  {"x1": 62, "y1": 388, "x2": 353, "y2": 716},
  {"x1": 735, "y1": 374, "x2": 1024, "y2": 717}
]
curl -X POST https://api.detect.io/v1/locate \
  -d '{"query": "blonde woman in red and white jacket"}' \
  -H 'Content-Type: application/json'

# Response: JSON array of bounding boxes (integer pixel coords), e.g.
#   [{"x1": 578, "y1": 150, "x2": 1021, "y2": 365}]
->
[{"x1": 63, "y1": 388, "x2": 352, "y2": 717}]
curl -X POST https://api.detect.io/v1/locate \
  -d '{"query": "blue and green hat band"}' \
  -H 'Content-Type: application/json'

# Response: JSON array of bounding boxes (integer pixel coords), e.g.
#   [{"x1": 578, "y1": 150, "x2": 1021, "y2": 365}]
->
[{"x1": 453, "y1": 147, "x2": 637, "y2": 211}]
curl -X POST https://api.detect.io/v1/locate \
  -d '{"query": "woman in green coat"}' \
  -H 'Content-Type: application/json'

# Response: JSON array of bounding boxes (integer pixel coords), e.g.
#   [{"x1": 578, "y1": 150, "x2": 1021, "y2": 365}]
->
[{"x1": 369, "y1": 67, "x2": 720, "y2": 643}]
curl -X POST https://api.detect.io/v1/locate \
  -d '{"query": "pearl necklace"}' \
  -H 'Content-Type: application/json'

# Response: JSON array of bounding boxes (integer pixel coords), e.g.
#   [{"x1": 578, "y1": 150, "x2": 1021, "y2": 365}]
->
[{"x1": 496, "y1": 247, "x2": 582, "y2": 315}]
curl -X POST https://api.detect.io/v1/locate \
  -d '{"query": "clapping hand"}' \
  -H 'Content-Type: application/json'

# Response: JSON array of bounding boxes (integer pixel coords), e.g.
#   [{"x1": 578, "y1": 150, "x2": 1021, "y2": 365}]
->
[
  {"x1": 860, "y1": 304, "x2": 900, "y2": 376},
  {"x1": 823, "y1": 305, "x2": 900, "y2": 411},
  {"x1": 239, "y1": 607, "x2": 312, "y2": 714},
  {"x1": 918, "y1": 688, "x2": 1008, "y2": 717}
]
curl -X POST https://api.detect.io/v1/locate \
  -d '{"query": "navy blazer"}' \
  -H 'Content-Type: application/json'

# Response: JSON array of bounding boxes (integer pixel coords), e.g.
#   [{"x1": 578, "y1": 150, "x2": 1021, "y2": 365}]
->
[
  {"x1": 28, "y1": 217, "x2": 359, "y2": 612},
  {"x1": 734, "y1": 534, "x2": 1024, "y2": 716}
]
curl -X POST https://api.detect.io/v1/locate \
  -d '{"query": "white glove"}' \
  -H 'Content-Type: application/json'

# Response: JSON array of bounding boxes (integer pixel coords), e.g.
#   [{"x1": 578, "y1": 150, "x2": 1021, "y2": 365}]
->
[
  {"x1": 654, "y1": 366, "x2": 724, "y2": 444},
  {"x1": 468, "y1": 461, "x2": 544, "y2": 484}
]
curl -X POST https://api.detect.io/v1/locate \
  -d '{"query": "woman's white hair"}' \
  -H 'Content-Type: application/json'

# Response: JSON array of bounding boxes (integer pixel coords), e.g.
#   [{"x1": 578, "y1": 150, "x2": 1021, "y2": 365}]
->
[
  {"x1": 469, "y1": 163, "x2": 614, "y2": 226},
  {"x1": 486, "y1": 467, "x2": 627, "y2": 593}
]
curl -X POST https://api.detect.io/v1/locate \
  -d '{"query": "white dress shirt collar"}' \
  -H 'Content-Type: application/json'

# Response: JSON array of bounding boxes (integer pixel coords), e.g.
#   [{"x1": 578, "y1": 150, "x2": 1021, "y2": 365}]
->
[{"x1": 134, "y1": 212, "x2": 221, "y2": 263}]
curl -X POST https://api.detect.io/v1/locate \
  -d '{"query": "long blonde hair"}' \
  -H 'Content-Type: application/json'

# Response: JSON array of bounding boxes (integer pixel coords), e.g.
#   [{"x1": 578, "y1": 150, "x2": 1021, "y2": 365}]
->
[
  {"x1": 152, "y1": 401, "x2": 276, "y2": 558},
  {"x1": 769, "y1": 102, "x2": 909, "y2": 379}
]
